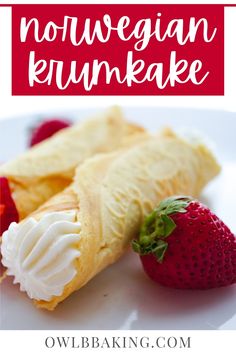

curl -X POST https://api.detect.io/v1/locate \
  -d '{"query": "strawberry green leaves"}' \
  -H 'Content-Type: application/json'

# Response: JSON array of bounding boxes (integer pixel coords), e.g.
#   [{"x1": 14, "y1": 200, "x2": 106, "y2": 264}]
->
[{"x1": 132, "y1": 196, "x2": 192, "y2": 263}]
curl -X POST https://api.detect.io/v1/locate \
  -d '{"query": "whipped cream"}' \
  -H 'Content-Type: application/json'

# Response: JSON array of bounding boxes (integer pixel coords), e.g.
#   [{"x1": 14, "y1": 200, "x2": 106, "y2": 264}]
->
[{"x1": 1, "y1": 211, "x2": 81, "y2": 301}]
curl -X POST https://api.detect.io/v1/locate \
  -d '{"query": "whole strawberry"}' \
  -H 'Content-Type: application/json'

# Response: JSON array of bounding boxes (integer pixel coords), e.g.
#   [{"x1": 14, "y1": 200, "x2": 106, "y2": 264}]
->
[
  {"x1": 132, "y1": 196, "x2": 236, "y2": 289},
  {"x1": 29, "y1": 118, "x2": 72, "y2": 147}
]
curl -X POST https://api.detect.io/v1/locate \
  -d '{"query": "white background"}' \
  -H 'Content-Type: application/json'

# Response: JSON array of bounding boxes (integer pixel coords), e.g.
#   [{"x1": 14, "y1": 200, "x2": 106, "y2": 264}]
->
[
  {"x1": 0, "y1": 0, "x2": 236, "y2": 120},
  {"x1": 0, "y1": 1, "x2": 236, "y2": 353},
  {"x1": 1, "y1": 330, "x2": 236, "y2": 353}
]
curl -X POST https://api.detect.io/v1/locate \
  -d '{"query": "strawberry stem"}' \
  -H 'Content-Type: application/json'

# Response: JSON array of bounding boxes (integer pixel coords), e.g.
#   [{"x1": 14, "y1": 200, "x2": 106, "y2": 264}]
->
[{"x1": 132, "y1": 196, "x2": 192, "y2": 263}]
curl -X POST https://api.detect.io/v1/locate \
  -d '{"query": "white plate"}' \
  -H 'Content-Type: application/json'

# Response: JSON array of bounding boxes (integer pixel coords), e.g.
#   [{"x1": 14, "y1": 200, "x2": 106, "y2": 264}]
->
[{"x1": 0, "y1": 107, "x2": 236, "y2": 330}]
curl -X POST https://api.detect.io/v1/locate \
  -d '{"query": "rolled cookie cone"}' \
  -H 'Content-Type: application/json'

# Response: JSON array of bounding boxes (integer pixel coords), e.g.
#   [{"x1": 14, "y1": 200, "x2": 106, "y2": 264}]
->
[{"x1": 1, "y1": 129, "x2": 220, "y2": 310}]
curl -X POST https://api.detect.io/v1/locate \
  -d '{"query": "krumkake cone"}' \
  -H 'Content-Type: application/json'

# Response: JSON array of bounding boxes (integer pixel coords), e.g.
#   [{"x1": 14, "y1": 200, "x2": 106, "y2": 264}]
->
[{"x1": 2, "y1": 129, "x2": 220, "y2": 310}]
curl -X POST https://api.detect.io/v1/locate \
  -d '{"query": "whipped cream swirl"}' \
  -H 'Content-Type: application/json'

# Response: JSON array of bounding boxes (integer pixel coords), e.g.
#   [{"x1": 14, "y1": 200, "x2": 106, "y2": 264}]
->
[{"x1": 1, "y1": 211, "x2": 81, "y2": 301}]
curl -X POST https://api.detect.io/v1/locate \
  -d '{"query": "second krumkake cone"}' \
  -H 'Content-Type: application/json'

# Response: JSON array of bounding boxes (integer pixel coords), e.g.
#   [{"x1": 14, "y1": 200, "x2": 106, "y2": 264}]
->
[{"x1": 0, "y1": 106, "x2": 146, "y2": 220}]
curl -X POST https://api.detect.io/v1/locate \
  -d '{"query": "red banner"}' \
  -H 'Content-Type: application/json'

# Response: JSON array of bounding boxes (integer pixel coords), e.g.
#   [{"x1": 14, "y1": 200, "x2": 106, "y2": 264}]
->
[{"x1": 12, "y1": 4, "x2": 224, "y2": 95}]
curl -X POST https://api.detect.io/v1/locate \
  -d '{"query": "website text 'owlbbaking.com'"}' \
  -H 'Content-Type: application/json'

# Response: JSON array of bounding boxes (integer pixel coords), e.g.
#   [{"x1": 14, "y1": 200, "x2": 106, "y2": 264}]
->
[{"x1": 44, "y1": 335, "x2": 191, "y2": 350}]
